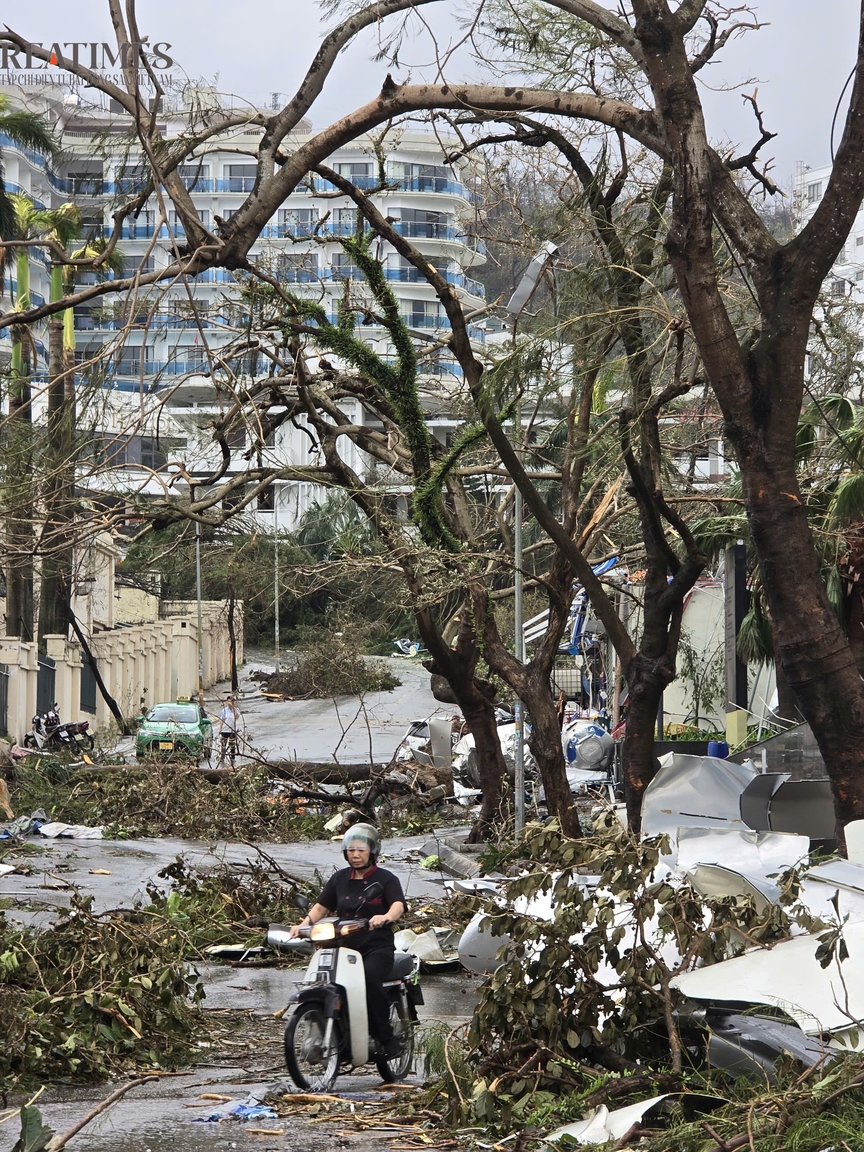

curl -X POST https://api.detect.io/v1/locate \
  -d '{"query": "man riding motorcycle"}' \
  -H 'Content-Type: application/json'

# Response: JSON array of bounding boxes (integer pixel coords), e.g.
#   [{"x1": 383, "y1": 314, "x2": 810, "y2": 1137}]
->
[{"x1": 288, "y1": 823, "x2": 405, "y2": 1058}]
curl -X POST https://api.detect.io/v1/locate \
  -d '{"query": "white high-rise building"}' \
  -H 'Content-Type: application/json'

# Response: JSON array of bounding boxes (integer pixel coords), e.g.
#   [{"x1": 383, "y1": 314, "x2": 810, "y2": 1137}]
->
[{"x1": 0, "y1": 86, "x2": 486, "y2": 530}]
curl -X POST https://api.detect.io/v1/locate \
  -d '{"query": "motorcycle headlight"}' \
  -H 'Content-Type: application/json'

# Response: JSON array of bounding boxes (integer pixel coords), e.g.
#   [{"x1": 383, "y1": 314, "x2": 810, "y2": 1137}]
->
[{"x1": 310, "y1": 922, "x2": 336, "y2": 941}]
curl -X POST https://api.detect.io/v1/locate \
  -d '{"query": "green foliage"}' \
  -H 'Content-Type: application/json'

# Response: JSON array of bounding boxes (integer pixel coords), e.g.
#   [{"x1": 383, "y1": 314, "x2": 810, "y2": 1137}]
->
[
  {"x1": 10, "y1": 1105, "x2": 54, "y2": 1152},
  {"x1": 10, "y1": 758, "x2": 328, "y2": 841},
  {"x1": 145, "y1": 853, "x2": 315, "y2": 951},
  {"x1": 0, "y1": 895, "x2": 203, "y2": 1086}
]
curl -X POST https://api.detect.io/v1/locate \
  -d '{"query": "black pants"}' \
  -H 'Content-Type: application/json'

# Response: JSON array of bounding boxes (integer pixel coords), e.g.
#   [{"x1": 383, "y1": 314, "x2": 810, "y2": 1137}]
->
[{"x1": 360, "y1": 946, "x2": 394, "y2": 1045}]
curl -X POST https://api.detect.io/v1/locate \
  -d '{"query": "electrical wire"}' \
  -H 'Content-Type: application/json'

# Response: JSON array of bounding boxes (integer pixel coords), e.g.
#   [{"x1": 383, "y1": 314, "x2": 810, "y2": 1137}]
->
[{"x1": 831, "y1": 66, "x2": 858, "y2": 164}]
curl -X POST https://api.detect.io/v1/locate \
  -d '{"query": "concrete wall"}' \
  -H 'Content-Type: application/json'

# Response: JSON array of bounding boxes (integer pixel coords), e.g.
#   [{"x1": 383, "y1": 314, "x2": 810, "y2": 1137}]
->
[
  {"x1": 0, "y1": 599, "x2": 244, "y2": 742},
  {"x1": 626, "y1": 581, "x2": 777, "y2": 732}
]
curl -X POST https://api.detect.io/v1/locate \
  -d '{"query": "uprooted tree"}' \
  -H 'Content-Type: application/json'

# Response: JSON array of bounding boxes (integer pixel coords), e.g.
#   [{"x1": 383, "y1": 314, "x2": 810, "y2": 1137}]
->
[{"x1": 5, "y1": 2, "x2": 864, "y2": 834}]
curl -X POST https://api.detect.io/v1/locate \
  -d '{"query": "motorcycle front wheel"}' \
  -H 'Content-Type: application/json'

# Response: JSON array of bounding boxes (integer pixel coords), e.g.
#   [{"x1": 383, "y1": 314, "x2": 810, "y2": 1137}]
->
[
  {"x1": 375, "y1": 995, "x2": 414, "y2": 1082},
  {"x1": 284, "y1": 1004, "x2": 339, "y2": 1092}
]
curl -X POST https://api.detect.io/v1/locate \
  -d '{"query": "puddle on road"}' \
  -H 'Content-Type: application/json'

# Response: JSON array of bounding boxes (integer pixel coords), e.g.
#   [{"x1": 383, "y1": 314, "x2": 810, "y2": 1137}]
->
[{"x1": 201, "y1": 962, "x2": 480, "y2": 1025}]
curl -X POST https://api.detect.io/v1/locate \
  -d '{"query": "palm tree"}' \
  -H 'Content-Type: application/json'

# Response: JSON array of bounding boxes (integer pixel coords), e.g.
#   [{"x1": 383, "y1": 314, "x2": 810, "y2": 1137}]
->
[
  {"x1": 39, "y1": 216, "x2": 124, "y2": 642},
  {"x1": 5, "y1": 194, "x2": 81, "y2": 641},
  {"x1": 0, "y1": 93, "x2": 58, "y2": 264}
]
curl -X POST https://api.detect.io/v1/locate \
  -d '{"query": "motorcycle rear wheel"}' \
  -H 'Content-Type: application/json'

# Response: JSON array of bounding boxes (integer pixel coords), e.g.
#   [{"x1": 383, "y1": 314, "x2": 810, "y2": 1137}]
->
[
  {"x1": 78, "y1": 734, "x2": 95, "y2": 751},
  {"x1": 284, "y1": 1004, "x2": 339, "y2": 1092},
  {"x1": 375, "y1": 995, "x2": 414, "y2": 1082}
]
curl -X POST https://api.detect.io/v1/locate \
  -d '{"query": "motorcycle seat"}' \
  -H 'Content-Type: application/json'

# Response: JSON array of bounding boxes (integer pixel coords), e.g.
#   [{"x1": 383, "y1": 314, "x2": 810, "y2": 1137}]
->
[{"x1": 388, "y1": 952, "x2": 415, "y2": 980}]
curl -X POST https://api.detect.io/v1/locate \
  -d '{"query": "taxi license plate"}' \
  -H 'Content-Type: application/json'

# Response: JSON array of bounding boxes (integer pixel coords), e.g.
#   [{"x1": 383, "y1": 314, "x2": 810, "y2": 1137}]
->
[{"x1": 159, "y1": 741, "x2": 173, "y2": 750}]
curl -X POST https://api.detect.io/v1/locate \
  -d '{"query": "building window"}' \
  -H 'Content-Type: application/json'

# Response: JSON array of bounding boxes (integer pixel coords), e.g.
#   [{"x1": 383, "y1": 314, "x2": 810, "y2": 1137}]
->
[
  {"x1": 226, "y1": 164, "x2": 257, "y2": 192},
  {"x1": 122, "y1": 255, "x2": 155, "y2": 277},
  {"x1": 389, "y1": 162, "x2": 452, "y2": 191},
  {"x1": 831, "y1": 278, "x2": 847, "y2": 297},
  {"x1": 140, "y1": 436, "x2": 185, "y2": 470},
  {"x1": 333, "y1": 162, "x2": 372, "y2": 179},
  {"x1": 331, "y1": 251, "x2": 364, "y2": 279},
  {"x1": 277, "y1": 208, "x2": 318, "y2": 236},
  {"x1": 114, "y1": 345, "x2": 153, "y2": 375},
  {"x1": 856, "y1": 270, "x2": 863, "y2": 282},
  {"x1": 391, "y1": 207, "x2": 452, "y2": 238},
  {"x1": 177, "y1": 163, "x2": 211, "y2": 190},
  {"x1": 257, "y1": 484, "x2": 275, "y2": 511},
  {"x1": 226, "y1": 425, "x2": 247, "y2": 449},
  {"x1": 807, "y1": 181, "x2": 823, "y2": 204},
  {"x1": 276, "y1": 253, "x2": 319, "y2": 282}
]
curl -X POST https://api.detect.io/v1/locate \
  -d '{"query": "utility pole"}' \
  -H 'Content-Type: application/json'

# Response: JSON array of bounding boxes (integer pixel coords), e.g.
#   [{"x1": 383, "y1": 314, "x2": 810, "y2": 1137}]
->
[
  {"x1": 514, "y1": 478, "x2": 525, "y2": 835},
  {"x1": 194, "y1": 487, "x2": 204, "y2": 707},
  {"x1": 273, "y1": 482, "x2": 281, "y2": 667},
  {"x1": 505, "y1": 248, "x2": 557, "y2": 841}
]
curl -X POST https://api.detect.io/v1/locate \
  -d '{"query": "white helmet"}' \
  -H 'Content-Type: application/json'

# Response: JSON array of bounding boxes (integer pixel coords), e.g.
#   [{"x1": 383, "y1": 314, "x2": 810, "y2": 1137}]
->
[{"x1": 342, "y1": 822, "x2": 380, "y2": 864}]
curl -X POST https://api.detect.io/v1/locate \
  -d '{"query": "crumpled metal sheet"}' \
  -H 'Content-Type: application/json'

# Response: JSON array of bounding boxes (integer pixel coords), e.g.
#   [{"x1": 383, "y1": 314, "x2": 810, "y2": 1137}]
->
[
  {"x1": 686, "y1": 863, "x2": 781, "y2": 915},
  {"x1": 674, "y1": 826, "x2": 809, "y2": 874},
  {"x1": 642, "y1": 754, "x2": 834, "y2": 846},
  {"x1": 705, "y1": 1011, "x2": 831, "y2": 1078},
  {"x1": 642, "y1": 755, "x2": 757, "y2": 840},
  {"x1": 671, "y1": 920, "x2": 864, "y2": 1035}
]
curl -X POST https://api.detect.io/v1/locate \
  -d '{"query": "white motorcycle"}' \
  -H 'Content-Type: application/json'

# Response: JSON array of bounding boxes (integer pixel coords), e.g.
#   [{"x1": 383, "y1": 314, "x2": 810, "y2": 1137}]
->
[{"x1": 268, "y1": 915, "x2": 421, "y2": 1091}]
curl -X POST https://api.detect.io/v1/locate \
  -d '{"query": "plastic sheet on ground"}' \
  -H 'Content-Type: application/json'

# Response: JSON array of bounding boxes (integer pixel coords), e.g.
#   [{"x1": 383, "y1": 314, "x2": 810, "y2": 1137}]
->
[
  {"x1": 0, "y1": 809, "x2": 47, "y2": 839},
  {"x1": 545, "y1": 1093, "x2": 724, "y2": 1146},
  {"x1": 38, "y1": 821, "x2": 104, "y2": 840}
]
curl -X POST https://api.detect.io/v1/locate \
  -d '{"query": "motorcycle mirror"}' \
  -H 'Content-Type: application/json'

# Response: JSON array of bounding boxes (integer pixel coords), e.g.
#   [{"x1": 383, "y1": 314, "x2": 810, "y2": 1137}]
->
[
  {"x1": 363, "y1": 881, "x2": 383, "y2": 901},
  {"x1": 293, "y1": 893, "x2": 310, "y2": 912}
]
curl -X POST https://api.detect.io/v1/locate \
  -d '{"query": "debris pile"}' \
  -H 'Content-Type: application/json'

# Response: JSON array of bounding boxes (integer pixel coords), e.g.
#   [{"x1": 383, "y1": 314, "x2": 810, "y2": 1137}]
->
[
  {"x1": 8, "y1": 757, "x2": 331, "y2": 840},
  {"x1": 426, "y1": 751, "x2": 864, "y2": 1144},
  {"x1": 0, "y1": 894, "x2": 204, "y2": 1086},
  {"x1": 251, "y1": 639, "x2": 401, "y2": 700}
]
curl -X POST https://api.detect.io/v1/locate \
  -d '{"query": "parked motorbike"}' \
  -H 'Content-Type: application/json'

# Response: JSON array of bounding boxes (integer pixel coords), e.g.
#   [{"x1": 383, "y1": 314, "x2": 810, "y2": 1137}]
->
[
  {"x1": 268, "y1": 916, "x2": 421, "y2": 1091},
  {"x1": 24, "y1": 705, "x2": 95, "y2": 753}
]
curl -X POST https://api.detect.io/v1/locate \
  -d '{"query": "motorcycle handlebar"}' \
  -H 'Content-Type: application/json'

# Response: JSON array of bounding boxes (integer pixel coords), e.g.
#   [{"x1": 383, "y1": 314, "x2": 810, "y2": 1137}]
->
[{"x1": 267, "y1": 918, "x2": 369, "y2": 949}]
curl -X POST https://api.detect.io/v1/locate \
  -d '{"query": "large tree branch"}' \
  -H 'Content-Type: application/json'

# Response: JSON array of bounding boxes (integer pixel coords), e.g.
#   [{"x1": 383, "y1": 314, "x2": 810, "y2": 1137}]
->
[
  {"x1": 312, "y1": 164, "x2": 637, "y2": 666},
  {"x1": 541, "y1": 0, "x2": 646, "y2": 64},
  {"x1": 263, "y1": 0, "x2": 441, "y2": 156}
]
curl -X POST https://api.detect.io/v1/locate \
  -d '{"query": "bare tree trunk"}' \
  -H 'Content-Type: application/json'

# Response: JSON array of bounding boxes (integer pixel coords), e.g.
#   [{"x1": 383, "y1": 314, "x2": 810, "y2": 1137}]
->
[{"x1": 38, "y1": 316, "x2": 74, "y2": 643}]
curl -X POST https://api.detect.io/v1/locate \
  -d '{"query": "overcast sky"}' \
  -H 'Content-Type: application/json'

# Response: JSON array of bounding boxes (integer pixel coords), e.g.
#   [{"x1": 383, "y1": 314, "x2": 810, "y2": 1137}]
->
[{"x1": 7, "y1": 0, "x2": 859, "y2": 186}]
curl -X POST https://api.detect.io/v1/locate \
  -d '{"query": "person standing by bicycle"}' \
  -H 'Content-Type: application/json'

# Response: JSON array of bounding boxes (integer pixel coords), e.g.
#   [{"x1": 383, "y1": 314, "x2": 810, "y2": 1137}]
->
[{"x1": 218, "y1": 696, "x2": 240, "y2": 765}]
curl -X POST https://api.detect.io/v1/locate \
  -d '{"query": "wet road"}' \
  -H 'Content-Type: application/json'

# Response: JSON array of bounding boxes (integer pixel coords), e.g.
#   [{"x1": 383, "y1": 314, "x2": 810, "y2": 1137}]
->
[
  {"x1": 0, "y1": 829, "x2": 464, "y2": 929},
  {"x1": 0, "y1": 966, "x2": 480, "y2": 1151}
]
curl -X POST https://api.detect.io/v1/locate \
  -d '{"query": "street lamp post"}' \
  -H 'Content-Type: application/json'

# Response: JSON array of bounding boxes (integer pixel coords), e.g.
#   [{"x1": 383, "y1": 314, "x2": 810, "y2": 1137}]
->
[
  {"x1": 505, "y1": 249, "x2": 557, "y2": 839},
  {"x1": 194, "y1": 489, "x2": 204, "y2": 707},
  {"x1": 274, "y1": 483, "x2": 281, "y2": 667}
]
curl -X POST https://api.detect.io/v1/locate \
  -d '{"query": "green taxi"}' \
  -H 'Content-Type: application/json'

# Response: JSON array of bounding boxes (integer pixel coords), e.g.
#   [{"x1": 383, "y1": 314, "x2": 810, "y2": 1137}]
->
[{"x1": 135, "y1": 698, "x2": 213, "y2": 760}]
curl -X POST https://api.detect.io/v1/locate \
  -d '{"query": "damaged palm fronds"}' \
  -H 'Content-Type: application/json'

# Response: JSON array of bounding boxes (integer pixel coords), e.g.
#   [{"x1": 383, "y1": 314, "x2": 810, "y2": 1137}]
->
[{"x1": 0, "y1": 894, "x2": 204, "y2": 1088}]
